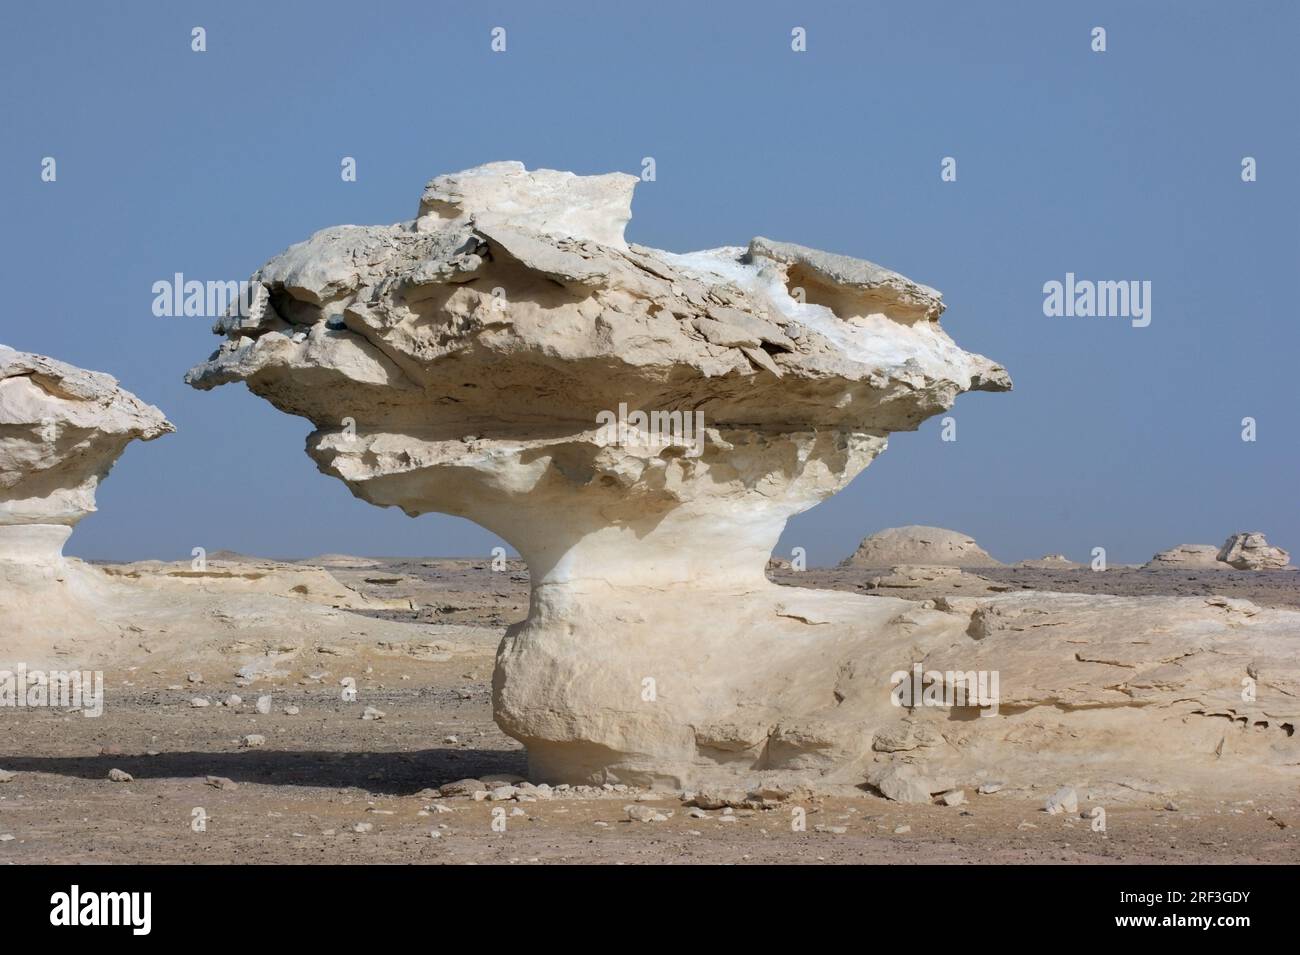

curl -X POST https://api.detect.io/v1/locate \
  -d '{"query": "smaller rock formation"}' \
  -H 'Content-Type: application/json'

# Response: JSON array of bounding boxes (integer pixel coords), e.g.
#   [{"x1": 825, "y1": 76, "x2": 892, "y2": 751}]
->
[
  {"x1": 0, "y1": 347, "x2": 172, "y2": 571},
  {"x1": 842, "y1": 525, "x2": 1001, "y2": 568},
  {"x1": 1143, "y1": 544, "x2": 1229, "y2": 570},
  {"x1": 1217, "y1": 532, "x2": 1292, "y2": 571},
  {"x1": 98, "y1": 554, "x2": 411, "y2": 611},
  {"x1": 1015, "y1": 554, "x2": 1084, "y2": 570}
]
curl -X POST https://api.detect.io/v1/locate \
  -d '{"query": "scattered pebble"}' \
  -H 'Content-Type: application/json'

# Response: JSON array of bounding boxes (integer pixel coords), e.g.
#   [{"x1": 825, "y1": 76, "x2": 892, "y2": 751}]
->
[
  {"x1": 0, "y1": 770, "x2": 16, "y2": 783},
  {"x1": 205, "y1": 776, "x2": 237, "y2": 791},
  {"x1": 626, "y1": 804, "x2": 669, "y2": 823},
  {"x1": 893, "y1": 824, "x2": 911, "y2": 834},
  {"x1": 977, "y1": 781, "x2": 1005, "y2": 795},
  {"x1": 939, "y1": 789, "x2": 967, "y2": 807},
  {"x1": 190, "y1": 697, "x2": 210, "y2": 708},
  {"x1": 223, "y1": 694, "x2": 242, "y2": 707},
  {"x1": 107, "y1": 768, "x2": 133, "y2": 783},
  {"x1": 361, "y1": 706, "x2": 385, "y2": 721},
  {"x1": 352, "y1": 822, "x2": 373, "y2": 833},
  {"x1": 283, "y1": 705, "x2": 300, "y2": 716},
  {"x1": 239, "y1": 734, "x2": 266, "y2": 748},
  {"x1": 256, "y1": 695, "x2": 272, "y2": 714}
]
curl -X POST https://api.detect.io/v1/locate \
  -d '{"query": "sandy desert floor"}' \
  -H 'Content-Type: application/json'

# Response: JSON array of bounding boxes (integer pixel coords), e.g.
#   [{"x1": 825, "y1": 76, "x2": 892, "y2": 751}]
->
[{"x1": 2, "y1": 559, "x2": 1297, "y2": 865}]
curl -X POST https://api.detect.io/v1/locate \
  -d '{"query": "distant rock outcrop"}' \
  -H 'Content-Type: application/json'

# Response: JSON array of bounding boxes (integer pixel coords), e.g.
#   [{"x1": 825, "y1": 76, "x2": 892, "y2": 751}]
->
[
  {"x1": 1015, "y1": 554, "x2": 1084, "y2": 570},
  {"x1": 842, "y1": 525, "x2": 1001, "y2": 568},
  {"x1": 1142, "y1": 535, "x2": 1293, "y2": 571},
  {"x1": 1143, "y1": 544, "x2": 1229, "y2": 570},
  {"x1": 1218, "y1": 532, "x2": 1293, "y2": 570}
]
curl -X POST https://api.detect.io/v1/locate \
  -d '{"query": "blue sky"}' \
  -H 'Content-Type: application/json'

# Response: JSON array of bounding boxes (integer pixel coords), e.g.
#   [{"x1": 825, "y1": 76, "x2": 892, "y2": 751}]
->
[{"x1": 1, "y1": 0, "x2": 1295, "y2": 565}]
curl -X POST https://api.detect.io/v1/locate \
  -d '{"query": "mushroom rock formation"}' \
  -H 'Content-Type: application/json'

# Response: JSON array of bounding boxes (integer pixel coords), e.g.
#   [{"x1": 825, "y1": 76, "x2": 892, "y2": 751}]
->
[
  {"x1": 1217, "y1": 532, "x2": 1293, "y2": 571},
  {"x1": 187, "y1": 163, "x2": 1300, "y2": 795},
  {"x1": 1143, "y1": 544, "x2": 1229, "y2": 570},
  {"x1": 842, "y1": 525, "x2": 1002, "y2": 569},
  {"x1": 0, "y1": 347, "x2": 173, "y2": 572}
]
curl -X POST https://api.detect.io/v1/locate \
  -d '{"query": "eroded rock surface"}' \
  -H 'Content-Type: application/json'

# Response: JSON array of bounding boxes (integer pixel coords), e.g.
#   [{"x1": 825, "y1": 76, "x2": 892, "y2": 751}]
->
[{"x1": 862, "y1": 564, "x2": 1012, "y2": 595}]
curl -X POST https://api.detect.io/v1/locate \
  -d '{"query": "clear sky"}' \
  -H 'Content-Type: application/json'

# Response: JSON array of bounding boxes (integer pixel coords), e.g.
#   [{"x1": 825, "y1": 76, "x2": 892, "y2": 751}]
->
[{"x1": 1, "y1": 0, "x2": 1295, "y2": 566}]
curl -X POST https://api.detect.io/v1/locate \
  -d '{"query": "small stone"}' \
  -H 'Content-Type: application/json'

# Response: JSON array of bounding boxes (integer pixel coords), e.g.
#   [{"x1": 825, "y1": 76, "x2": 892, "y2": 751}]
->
[
  {"x1": 443, "y1": 735, "x2": 459, "y2": 744},
  {"x1": 205, "y1": 775, "x2": 237, "y2": 791},
  {"x1": 0, "y1": 770, "x2": 16, "y2": 783},
  {"x1": 1165, "y1": 801, "x2": 1180, "y2": 812},
  {"x1": 510, "y1": 807, "x2": 527, "y2": 817},
  {"x1": 0, "y1": 834, "x2": 13, "y2": 842},
  {"x1": 107, "y1": 768, "x2": 133, "y2": 782},
  {"x1": 429, "y1": 830, "x2": 442, "y2": 839},
  {"x1": 256, "y1": 695, "x2": 272, "y2": 714},
  {"x1": 240, "y1": 734, "x2": 266, "y2": 748},
  {"x1": 693, "y1": 788, "x2": 750, "y2": 810},
  {"x1": 186, "y1": 672, "x2": 203, "y2": 684},
  {"x1": 361, "y1": 706, "x2": 385, "y2": 721},
  {"x1": 1045, "y1": 786, "x2": 1079, "y2": 815},
  {"x1": 352, "y1": 822, "x2": 373, "y2": 833},
  {"x1": 283, "y1": 705, "x2": 300, "y2": 716},
  {"x1": 688, "y1": 807, "x2": 709, "y2": 819},
  {"x1": 625, "y1": 804, "x2": 668, "y2": 823},
  {"x1": 439, "y1": 778, "x2": 485, "y2": 798},
  {"x1": 489, "y1": 785, "x2": 518, "y2": 801},
  {"x1": 190, "y1": 697, "x2": 210, "y2": 708},
  {"x1": 939, "y1": 789, "x2": 967, "y2": 807},
  {"x1": 224, "y1": 694, "x2": 242, "y2": 707},
  {"x1": 977, "y1": 781, "x2": 1005, "y2": 795},
  {"x1": 814, "y1": 824, "x2": 847, "y2": 834},
  {"x1": 893, "y1": 824, "x2": 911, "y2": 834}
]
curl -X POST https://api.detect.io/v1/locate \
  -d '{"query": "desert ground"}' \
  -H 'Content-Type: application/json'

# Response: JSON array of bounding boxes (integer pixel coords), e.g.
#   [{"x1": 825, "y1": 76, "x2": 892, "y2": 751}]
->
[{"x1": 2, "y1": 557, "x2": 1296, "y2": 865}]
